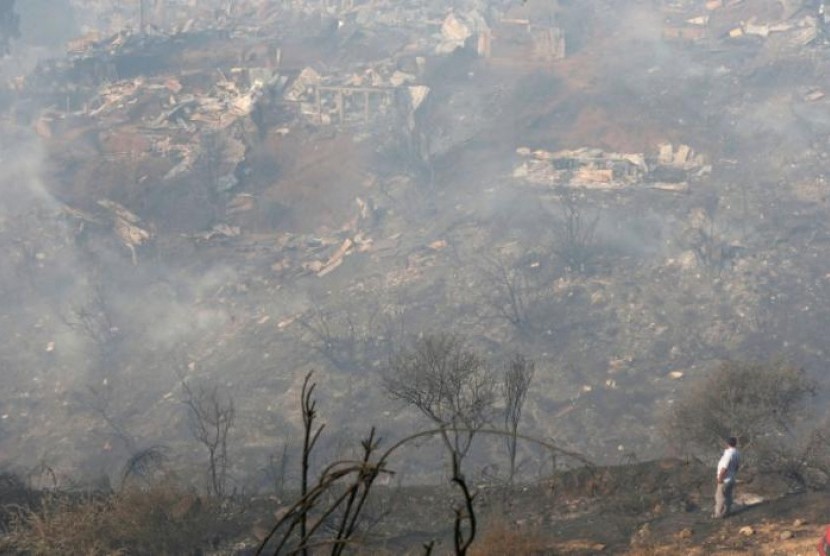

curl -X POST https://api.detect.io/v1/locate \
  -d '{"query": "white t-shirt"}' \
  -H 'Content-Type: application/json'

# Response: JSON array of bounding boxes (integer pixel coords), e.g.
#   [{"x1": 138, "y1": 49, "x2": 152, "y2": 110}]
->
[{"x1": 717, "y1": 446, "x2": 740, "y2": 483}]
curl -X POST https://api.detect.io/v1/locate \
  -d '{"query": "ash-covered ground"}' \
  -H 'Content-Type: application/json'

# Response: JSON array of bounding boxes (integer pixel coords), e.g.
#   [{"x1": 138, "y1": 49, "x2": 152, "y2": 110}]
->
[{"x1": 0, "y1": 0, "x2": 829, "y2": 491}]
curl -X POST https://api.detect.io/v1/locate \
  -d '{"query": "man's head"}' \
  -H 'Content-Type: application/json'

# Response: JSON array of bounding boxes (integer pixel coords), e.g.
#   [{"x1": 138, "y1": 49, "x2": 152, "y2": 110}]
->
[{"x1": 726, "y1": 436, "x2": 738, "y2": 448}]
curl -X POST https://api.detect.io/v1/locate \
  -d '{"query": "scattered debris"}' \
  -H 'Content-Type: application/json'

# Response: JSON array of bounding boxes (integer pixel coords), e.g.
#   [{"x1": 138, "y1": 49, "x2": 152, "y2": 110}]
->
[{"x1": 97, "y1": 199, "x2": 152, "y2": 265}]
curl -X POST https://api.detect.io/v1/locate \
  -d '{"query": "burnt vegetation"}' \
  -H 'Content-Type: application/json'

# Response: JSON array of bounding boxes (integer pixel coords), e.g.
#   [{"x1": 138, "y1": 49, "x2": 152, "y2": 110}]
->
[
  {"x1": 1, "y1": 357, "x2": 829, "y2": 554},
  {"x1": 4, "y1": 0, "x2": 830, "y2": 553}
]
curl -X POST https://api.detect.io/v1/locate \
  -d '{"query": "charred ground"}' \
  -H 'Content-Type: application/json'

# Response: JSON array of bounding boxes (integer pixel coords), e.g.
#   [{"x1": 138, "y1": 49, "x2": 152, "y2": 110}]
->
[{"x1": 0, "y1": 1, "x2": 829, "y2": 551}]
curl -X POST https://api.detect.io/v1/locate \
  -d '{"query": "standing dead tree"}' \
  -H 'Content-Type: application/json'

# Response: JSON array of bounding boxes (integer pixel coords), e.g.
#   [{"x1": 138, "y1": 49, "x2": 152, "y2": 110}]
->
[
  {"x1": 62, "y1": 285, "x2": 123, "y2": 377},
  {"x1": 382, "y1": 335, "x2": 494, "y2": 554},
  {"x1": 182, "y1": 381, "x2": 235, "y2": 498},
  {"x1": 556, "y1": 194, "x2": 600, "y2": 274},
  {"x1": 503, "y1": 354, "x2": 535, "y2": 484},
  {"x1": 296, "y1": 303, "x2": 407, "y2": 372},
  {"x1": 65, "y1": 285, "x2": 140, "y2": 472},
  {"x1": 256, "y1": 371, "x2": 390, "y2": 556},
  {"x1": 299, "y1": 373, "x2": 323, "y2": 556},
  {"x1": 383, "y1": 334, "x2": 496, "y2": 468},
  {"x1": 478, "y1": 255, "x2": 537, "y2": 332},
  {"x1": 257, "y1": 371, "x2": 498, "y2": 556},
  {"x1": 257, "y1": 370, "x2": 588, "y2": 555}
]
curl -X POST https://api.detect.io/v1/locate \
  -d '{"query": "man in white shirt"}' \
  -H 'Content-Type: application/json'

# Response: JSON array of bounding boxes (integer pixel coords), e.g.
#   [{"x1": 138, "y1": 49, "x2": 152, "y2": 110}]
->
[{"x1": 714, "y1": 436, "x2": 740, "y2": 518}]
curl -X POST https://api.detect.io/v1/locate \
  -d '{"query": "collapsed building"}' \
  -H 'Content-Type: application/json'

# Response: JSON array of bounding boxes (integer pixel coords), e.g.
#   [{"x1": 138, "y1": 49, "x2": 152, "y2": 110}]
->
[
  {"x1": 513, "y1": 143, "x2": 710, "y2": 192},
  {"x1": 13, "y1": 0, "x2": 570, "y2": 201}
]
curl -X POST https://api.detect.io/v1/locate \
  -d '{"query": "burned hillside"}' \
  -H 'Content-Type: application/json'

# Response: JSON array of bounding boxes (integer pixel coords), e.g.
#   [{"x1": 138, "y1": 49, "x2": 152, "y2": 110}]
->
[{"x1": 0, "y1": 0, "x2": 829, "y2": 493}]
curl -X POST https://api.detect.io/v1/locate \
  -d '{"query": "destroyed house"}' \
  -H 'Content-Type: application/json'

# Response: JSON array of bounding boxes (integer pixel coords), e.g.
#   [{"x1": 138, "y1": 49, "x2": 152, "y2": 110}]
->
[
  {"x1": 514, "y1": 144, "x2": 706, "y2": 191},
  {"x1": 552, "y1": 151, "x2": 643, "y2": 177},
  {"x1": 555, "y1": 152, "x2": 644, "y2": 188},
  {"x1": 514, "y1": 148, "x2": 646, "y2": 189},
  {"x1": 283, "y1": 66, "x2": 427, "y2": 128},
  {"x1": 29, "y1": 29, "x2": 231, "y2": 95}
]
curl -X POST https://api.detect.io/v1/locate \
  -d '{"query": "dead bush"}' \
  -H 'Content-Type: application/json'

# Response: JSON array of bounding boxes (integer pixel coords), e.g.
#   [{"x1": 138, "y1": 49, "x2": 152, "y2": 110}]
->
[
  {"x1": 296, "y1": 304, "x2": 405, "y2": 373},
  {"x1": 664, "y1": 360, "x2": 825, "y2": 488},
  {"x1": 665, "y1": 359, "x2": 816, "y2": 456},
  {"x1": 556, "y1": 194, "x2": 601, "y2": 275},
  {"x1": 0, "y1": 479, "x2": 219, "y2": 555},
  {"x1": 477, "y1": 254, "x2": 543, "y2": 333}
]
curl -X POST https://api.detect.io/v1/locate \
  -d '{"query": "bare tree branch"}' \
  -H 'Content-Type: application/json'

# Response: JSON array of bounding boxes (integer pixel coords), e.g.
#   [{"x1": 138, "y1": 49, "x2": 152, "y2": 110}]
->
[
  {"x1": 181, "y1": 380, "x2": 235, "y2": 497},
  {"x1": 383, "y1": 334, "x2": 496, "y2": 465},
  {"x1": 503, "y1": 354, "x2": 535, "y2": 484}
]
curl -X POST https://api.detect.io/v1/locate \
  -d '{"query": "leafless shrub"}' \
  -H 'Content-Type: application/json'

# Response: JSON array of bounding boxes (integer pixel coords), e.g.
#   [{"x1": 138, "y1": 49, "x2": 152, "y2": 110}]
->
[
  {"x1": 801, "y1": 423, "x2": 830, "y2": 488},
  {"x1": 665, "y1": 360, "x2": 816, "y2": 460},
  {"x1": 752, "y1": 419, "x2": 830, "y2": 491},
  {"x1": 62, "y1": 285, "x2": 123, "y2": 378},
  {"x1": 78, "y1": 382, "x2": 135, "y2": 453},
  {"x1": 684, "y1": 226, "x2": 744, "y2": 274},
  {"x1": 181, "y1": 380, "x2": 236, "y2": 497},
  {"x1": 63, "y1": 286, "x2": 120, "y2": 350},
  {"x1": 120, "y1": 445, "x2": 169, "y2": 489},
  {"x1": 555, "y1": 194, "x2": 600, "y2": 274},
  {"x1": 296, "y1": 304, "x2": 405, "y2": 372},
  {"x1": 502, "y1": 354, "x2": 535, "y2": 484},
  {"x1": 477, "y1": 255, "x2": 543, "y2": 333},
  {"x1": 25, "y1": 461, "x2": 59, "y2": 491},
  {"x1": 383, "y1": 334, "x2": 497, "y2": 466}
]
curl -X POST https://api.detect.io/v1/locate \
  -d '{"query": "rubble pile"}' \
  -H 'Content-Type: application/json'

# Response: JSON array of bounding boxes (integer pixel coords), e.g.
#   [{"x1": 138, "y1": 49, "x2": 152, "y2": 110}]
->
[
  {"x1": 284, "y1": 63, "x2": 430, "y2": 127},
  {"x1": 512, "y1": 143, "x2": 709, "y2": 192}
]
